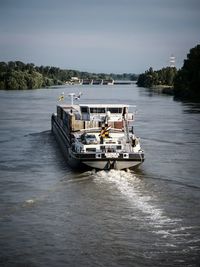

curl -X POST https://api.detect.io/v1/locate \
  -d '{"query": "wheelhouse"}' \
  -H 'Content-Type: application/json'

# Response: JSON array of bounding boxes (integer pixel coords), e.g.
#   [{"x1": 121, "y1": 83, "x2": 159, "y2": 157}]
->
[{"x1": 79, "y1": 104, "x2": 132, "y2": 122}]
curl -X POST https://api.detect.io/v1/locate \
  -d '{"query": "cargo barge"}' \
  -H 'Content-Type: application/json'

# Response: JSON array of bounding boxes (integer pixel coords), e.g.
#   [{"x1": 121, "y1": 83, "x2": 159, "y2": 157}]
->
[{"x1": 51, "y1": 98, "x2": 144, "y2": 170}]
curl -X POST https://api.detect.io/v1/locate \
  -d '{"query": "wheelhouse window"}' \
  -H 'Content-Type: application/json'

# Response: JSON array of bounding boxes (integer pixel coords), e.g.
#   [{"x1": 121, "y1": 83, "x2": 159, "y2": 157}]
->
[
  {"x1": 81, "y1": 107, "x2": 88, "y2": 113},
  {"x1": 90, "y1": 107, "x2": 106, "y2": 114},
  {"x1": 107, "y1": 108, "x2": 122, "y2": 113}
]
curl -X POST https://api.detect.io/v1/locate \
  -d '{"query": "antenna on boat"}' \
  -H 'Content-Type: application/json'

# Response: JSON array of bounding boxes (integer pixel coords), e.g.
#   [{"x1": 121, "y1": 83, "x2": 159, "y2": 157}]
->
[{"x1": 68, "y1": 92, "x2": 82, "y2": 106}]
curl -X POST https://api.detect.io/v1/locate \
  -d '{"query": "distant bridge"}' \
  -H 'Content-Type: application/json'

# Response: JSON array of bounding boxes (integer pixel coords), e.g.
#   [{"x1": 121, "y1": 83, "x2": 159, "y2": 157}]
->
[{"x1": 66, "y1": 78, "x2": 134, "y2": 85}]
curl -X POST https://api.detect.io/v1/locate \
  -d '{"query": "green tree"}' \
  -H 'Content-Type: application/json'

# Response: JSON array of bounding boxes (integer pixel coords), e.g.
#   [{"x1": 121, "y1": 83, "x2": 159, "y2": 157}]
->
[
  {"x1": 137, "y1": 67, "x2": 177, "y2": 88},
  {"x1": 26, "y1": 71, "x2": 43, "y2": 89},
  {"x1": 0, "y1": 80, "x2": 5, "y2": 89},
  {"x1": 5, "y1": 70, "x2": 27, "y2": 89},
  {"x1": 174, "y1": 44, "x2": 200, "y2": 99}
]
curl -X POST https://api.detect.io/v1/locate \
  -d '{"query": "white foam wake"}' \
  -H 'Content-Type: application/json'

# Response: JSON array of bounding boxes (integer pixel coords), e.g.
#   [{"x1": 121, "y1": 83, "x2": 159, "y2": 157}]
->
[{"x1": 93, "y1": 170, "x2": 182, "y2": 238}]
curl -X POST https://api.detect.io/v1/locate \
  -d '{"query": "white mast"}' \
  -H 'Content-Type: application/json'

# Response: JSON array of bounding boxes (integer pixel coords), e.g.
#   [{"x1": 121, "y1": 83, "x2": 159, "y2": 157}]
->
[{"x1": 68, "y1": 93, "x2": 76, "y2": 105}]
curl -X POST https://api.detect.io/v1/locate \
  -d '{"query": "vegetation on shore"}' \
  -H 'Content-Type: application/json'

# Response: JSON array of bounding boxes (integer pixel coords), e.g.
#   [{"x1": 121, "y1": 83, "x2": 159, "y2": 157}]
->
[
  {"x1": 1, "y1": 44, "x2": 199, "y2": 101},
  {"x1": 173, "y1": 44, "x2": 200, "y2": 100},
  {"x1": 137, "y1": 44, "x2": 200, "y2": 100},
  {"x1": 0, "y1": 61, "x2": 137, "y2": 90},
  {"x1": 137, "y1": 66, "x2": 177, "y2": 91}
]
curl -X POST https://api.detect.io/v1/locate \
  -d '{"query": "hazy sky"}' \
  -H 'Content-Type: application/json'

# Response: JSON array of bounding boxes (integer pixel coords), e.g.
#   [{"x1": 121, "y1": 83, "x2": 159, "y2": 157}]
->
[{"x1": 0, "y1": 0, "x2": 199, "y2": 73}]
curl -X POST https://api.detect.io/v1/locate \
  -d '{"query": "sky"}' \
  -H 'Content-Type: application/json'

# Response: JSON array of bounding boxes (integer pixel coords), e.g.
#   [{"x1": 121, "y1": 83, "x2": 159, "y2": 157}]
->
[{"x1": 0, "y1": 0, "x2": 199, "y2": 73}]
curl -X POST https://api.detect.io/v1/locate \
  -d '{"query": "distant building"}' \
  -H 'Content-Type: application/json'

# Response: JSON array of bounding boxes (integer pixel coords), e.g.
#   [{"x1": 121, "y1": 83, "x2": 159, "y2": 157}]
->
[{"x1": 66, "y1": 77, "x2": 82, "y2": 85}]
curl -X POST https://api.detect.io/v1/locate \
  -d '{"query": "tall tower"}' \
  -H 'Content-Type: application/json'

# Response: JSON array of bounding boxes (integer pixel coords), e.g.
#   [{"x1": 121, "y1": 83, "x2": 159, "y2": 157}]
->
[{"x1": 169, "y1": 55, "x2": 175, "y2": 67}]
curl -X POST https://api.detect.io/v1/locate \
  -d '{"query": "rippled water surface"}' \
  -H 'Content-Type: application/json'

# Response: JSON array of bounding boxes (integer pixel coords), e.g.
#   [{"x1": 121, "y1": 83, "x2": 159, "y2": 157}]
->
[{"x1": 0, "y1": 85, "x2": 200, "y2": 266}]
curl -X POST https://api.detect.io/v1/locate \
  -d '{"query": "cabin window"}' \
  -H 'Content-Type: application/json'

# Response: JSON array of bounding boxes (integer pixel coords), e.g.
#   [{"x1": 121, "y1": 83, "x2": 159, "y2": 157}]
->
[
  {"x1": 90, "y1": 108, "x2": 106, "y2": 114},
  {"x1": 101, "y1": 146, "x2": 105, "y2": 151},
  {"x1": 81, "y1": 107, "x2": 88, "y2": 113},
  {"x1": 107, "y1": 108, "x2": 122, "y2": 113},
  {"x1": 117, "y1": 146, "x2": 122, "y2": 150}
]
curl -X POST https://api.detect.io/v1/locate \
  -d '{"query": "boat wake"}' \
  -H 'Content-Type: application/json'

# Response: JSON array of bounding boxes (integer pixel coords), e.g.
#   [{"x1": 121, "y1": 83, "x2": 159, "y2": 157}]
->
[
  {"x1": 93, "y1": 170, "x2": 176, "y2": 225},
  {"x1": 92, "y1": 170, "x2": 195, "y2": 246}
]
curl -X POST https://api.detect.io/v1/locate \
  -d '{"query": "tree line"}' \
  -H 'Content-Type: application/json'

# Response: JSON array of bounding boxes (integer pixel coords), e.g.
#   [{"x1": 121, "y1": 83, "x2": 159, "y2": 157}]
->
[
  {"x1": 1, "y1": 44, "x2": 199, "y2": 99},
  {"x1": 173, "y1": 44, "x2": 200, "y2": 99},
  {"x1": 137, "y1": 44, "x2": 200, "y2": 100},
  {"x1": 137, "y1": 66, "x2": 177, "y2": 88},
  {"x1": 0, "y1": 61, "x2": 138, "y2": 90}
]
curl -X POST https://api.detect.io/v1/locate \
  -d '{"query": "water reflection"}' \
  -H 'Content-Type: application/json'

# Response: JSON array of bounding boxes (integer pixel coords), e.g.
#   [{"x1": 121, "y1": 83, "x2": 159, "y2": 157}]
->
[
  {"x1": 138, "y1": 87, "x2": 173, "y2": 98},
  {"x1": 181, "y1": 102, "x2": 200, "y2": 114}
]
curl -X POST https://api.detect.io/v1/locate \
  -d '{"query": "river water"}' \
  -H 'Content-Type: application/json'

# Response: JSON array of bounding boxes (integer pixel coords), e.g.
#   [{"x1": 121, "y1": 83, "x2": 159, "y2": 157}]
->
[{"x1": 0, "y1": 84, "x2": 200, "y2": 267}]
